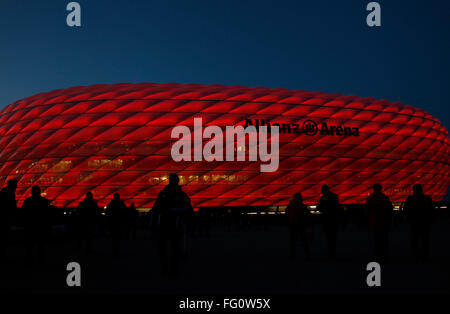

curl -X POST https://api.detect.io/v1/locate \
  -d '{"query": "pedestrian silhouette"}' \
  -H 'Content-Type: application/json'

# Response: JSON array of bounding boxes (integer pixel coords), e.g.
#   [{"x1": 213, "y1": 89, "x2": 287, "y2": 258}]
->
[
  {"x1": 22, "y1": 185, "x2": 51, "y2": 264},
  {"x1": 0, "y1": 179, "x2": 17, "y2": 261},
  {"x1": 286, "y1": 193, "x2": 312, "y2": 260},
  {"x1": 75, "y1": 192, "x2": 100, "y2": 254},
  {"x1": 317, "y1": 185, "x2": 342, "y2": 259},
  {"x1": 127, "y1": 202, "x2": 139, "y2": 240},
  {"x1": 403, "y1": 184, "x2": 433, "y2": 261},
  {"x1": 105, "y1": 193, "x2": 128, "y2": 258},
  {"x1": 152, "y1": 173, "x2": 193, "y2": 276},
  {"x1": 365, "y1": 183, "x2": 393, "y2": 262}
]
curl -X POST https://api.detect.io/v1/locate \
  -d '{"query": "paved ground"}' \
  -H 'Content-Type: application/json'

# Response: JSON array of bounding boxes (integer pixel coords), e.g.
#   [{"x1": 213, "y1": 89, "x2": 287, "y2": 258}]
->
[{"x1": 1, "y1": 216, "x2": 449, "y2": 295}]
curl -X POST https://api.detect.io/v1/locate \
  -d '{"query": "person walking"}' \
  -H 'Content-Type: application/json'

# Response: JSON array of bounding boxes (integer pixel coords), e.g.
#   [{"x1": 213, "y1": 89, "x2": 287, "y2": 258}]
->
[
  {"x1": 286, "y1": 193, "x2": 312, "y2": 260},
  {"x1": 365, "y1": 183, "x2": 393, "y2": 262},
  {"x1": 105, "y1": 193, "x2": 128, "y2": 258},
  {"x1": 22, "y1": 185, "x2": 52, "y2": 263},
  {"x1": 152, "y1": 174, "x2": 193, "y2": 276},
  {"x1": 75, "y1": 192, "x2": 100, "y2": 254},
  {"x1": 318, "y1": 185, "x2": 342, "y2": 259},
  {"x1": 0, "y1": 179, "x2": 17, "y2": 261},
  {"x1": 403, "y1": 184, "x2": 433, "y2": 261}
]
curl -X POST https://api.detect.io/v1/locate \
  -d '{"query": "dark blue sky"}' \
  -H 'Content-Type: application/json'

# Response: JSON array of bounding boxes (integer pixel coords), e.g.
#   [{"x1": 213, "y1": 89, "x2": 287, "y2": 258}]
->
[{"x1": 0, "y1": 0, "x2": 449, "y2": 198}]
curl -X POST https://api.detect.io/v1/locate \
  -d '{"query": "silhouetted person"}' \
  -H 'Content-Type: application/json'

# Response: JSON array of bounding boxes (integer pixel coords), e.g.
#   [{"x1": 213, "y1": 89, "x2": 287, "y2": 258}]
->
[
  {"x1": 365, "y1": 183, "x2": 393, "y2": 262},
  {"x1": 318, "y1": 185, "x2": 342, "y2": 259},
  {"x1": 404, "y1": 184, "x2": 433, "y2": 261},
  {"x1": 75, "y1": 192, "x2": 100, "y2": 254},
  {"x1": 22, "y1": 185, "x2": 51, "y2": 264},
  {"x1": 152, "y1": 173, "x2": 193, "y2": 276},
  {"x1": 286, "y1": 193, "x2": 311, "y2": 260},
  {"x1": 127, "y1": 202, "x2": 139, "y2": 240},
  {"x1": 106, "y1": 193, "x2": 128, "y2": 258},
  {"x1": 0, "y1": 179, "x2": 17, "y2": 261}
]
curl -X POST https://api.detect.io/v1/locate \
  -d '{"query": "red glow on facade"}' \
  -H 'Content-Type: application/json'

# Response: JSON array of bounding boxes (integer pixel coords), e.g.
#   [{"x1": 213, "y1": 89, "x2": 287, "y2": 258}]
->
[{"x1": 0, "y1": 83, "x2": 448, "y2": 208}]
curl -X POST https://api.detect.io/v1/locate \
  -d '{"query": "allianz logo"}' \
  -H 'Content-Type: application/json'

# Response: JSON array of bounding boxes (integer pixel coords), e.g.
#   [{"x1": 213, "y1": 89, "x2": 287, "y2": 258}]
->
[
  {"x1": 244, "y1": 119, "x2": 360, "y2": 136},
  {"x1": 169, "y1": 117, "x2": 360, "y2": 173}
]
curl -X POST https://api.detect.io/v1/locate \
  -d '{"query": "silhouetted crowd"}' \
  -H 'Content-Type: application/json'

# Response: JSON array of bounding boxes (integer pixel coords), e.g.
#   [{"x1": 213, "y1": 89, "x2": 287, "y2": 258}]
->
[
  {"x1": 0, "y1": 180, "x2": 139, "y2": 264},
  {"x1": 0, "y1": 175, "x2": 440, "y2": 277},
  {"x1": 286, "y1": 183, "x2": 434, "y2": 262}
]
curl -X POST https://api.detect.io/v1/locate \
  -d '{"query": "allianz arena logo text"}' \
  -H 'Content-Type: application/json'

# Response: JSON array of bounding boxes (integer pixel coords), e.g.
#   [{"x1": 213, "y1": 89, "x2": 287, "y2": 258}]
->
[
  {"x1": 244, "y1": 119, "x2": 360, "y2": 136},
  {"x1": 171, "y1": 118, "x2": 279, "y2": 173}
]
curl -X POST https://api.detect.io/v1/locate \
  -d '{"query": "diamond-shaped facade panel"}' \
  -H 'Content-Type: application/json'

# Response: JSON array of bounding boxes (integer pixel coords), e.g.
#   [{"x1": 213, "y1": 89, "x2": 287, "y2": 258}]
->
[{"x1": 0, "y1": 83, "x2": 449, "y2": 208}]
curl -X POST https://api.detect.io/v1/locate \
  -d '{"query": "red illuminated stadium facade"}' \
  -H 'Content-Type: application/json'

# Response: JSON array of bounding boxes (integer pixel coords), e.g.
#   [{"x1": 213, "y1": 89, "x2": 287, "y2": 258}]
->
[{"x1": 0, "y1": 83, "x2": 449, "y2": 208}]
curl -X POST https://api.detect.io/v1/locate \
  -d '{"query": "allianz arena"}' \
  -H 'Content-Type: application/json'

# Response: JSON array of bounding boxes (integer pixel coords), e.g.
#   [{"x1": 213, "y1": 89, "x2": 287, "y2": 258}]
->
[{"x1": 0, "y1": 83, "x2": 449, "y2": 208}]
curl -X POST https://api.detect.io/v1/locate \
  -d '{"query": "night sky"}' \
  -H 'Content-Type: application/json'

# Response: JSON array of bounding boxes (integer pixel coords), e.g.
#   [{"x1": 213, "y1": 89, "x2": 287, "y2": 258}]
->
[{"x1": 0, "y1": 0, "x2": 449, "y2": 199}]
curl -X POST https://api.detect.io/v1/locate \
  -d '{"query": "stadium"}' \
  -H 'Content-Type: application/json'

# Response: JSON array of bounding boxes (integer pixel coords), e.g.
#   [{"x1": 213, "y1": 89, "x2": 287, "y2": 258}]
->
[{"x1": 0, "y1": 83, "x2": 449, "y2": 209}]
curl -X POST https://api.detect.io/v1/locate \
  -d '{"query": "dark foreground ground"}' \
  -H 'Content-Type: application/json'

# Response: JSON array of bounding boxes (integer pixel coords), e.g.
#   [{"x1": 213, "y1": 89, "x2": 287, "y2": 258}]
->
[{"x1": 0, "y1": 215, "x2": 449, "y2": 296}]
